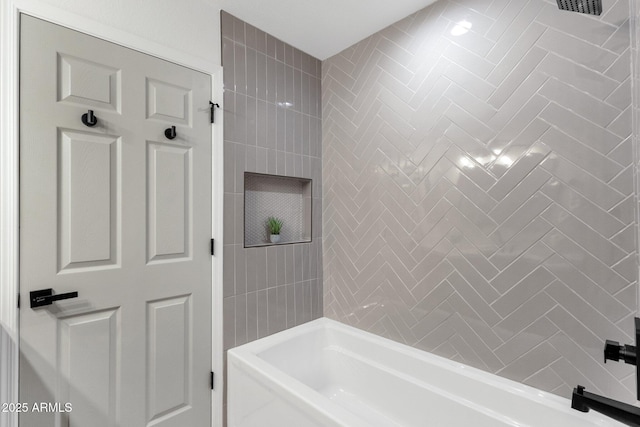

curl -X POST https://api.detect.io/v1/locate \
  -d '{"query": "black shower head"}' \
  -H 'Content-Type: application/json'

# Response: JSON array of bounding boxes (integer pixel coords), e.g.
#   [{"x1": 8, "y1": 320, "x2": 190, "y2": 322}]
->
[{"x1": 556, "y1": 0, "x2": 602, "y2": 15}]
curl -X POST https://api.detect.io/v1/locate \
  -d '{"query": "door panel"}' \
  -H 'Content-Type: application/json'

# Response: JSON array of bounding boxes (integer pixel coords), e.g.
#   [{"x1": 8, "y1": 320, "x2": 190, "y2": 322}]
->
[
  {"x1": 57, "y1": 53, "x2": 121, "y2": 111},
  {"x1": 20, "y1": 15, "x2": 212, "y2": 427},
  {"x1": 58, "y1": 309, "x2": 120, "y2": 427},
  {"x1": 147, "y1": 142, "x2": 192, "y2": 262},
  {"x1": 58, "y1": 129, "x2": 120, "y2": 271},
  {"x1": 146, "y1": 296, "x2": 191, "y2": 421},
  {"x1": 146, "y1": 78, "x2": 191, "y2": 125}
]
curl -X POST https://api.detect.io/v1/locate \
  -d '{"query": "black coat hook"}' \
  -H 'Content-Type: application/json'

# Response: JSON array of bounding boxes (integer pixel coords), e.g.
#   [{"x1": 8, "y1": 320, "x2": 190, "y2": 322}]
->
[
  {"x1": 81, "y1": 110, "x2": 98, "y2": 127},
  {"x1": 165, "y1": 126, "x2": 177, "y2": 140}
]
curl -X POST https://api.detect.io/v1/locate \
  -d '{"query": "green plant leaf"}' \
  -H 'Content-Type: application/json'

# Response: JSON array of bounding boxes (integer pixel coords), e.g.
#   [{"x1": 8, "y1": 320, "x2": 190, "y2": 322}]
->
[{"x1": 266, "y1": 216, "x2": 283, "y2": 234}]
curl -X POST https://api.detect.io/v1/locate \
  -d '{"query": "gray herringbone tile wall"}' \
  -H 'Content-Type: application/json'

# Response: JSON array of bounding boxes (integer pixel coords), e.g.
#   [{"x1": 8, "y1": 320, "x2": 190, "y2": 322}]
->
[
  {"x1": 221, "y1": 11, "x2": 323, "y2": 352},
  {"x1": 322, "y1": 0, "x2": 638, "y2": 402}
]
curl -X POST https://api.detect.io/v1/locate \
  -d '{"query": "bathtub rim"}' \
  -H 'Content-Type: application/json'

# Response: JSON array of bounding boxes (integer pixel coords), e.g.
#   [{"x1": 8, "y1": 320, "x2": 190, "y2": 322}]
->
[
  {"x1": 227, "y1": 317, "x2": 624, "y2": 426},
  {"x1": 227, "y1": 326, "x2": 370, "y2": 427}
]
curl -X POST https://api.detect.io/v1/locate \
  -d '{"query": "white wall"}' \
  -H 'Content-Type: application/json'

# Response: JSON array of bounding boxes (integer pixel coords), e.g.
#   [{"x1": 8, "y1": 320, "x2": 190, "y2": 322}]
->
[{"x1": 32, "y1": 0, "x2": 223, "y2": 66}]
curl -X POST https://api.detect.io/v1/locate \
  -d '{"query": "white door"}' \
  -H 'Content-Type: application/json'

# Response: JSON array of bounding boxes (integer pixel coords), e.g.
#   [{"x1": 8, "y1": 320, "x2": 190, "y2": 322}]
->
[{"x1": 19, "y1": 15, "x2": 212, "y2": 427}]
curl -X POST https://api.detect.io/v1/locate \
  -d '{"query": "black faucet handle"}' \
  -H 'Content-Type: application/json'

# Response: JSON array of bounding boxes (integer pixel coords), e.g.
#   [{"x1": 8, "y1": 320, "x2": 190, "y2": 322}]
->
[
  {"x1": 604, "y1": 339, "x2": 636, "y2": 365},
  {"x1": 605, "y1": 340, "x2": 622, "y2": 363},
  {"x1": 602, "y1": 318, "x2": 640, "y2": 401}
]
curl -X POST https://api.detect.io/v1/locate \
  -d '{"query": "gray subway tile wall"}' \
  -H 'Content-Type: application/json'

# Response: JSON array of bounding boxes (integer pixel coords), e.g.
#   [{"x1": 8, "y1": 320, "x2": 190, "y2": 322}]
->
[
  {"x1": 322, "y1": 0, "x2": 638, "y2": 403},
  {"x1": 222, "y1": 11, "x2": 323, "y2": 352}
]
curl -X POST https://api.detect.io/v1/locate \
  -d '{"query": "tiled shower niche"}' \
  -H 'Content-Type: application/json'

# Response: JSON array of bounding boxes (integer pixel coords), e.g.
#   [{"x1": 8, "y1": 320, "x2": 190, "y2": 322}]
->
[{"x1": 244, "y1": 172, "x2": 312, "y2": 247}]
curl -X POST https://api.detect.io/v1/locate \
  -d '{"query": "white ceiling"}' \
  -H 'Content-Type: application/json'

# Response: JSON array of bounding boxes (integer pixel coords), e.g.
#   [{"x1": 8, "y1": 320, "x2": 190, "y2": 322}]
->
[{"x1": 219, "y1": 0, "x2": 439, "y2": 60}]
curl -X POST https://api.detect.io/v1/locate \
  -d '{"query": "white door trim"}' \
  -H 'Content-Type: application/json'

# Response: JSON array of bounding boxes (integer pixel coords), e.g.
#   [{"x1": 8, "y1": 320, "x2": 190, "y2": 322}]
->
[{"x1": 0, "y1": 2, "x2": 224, "y2": 426}]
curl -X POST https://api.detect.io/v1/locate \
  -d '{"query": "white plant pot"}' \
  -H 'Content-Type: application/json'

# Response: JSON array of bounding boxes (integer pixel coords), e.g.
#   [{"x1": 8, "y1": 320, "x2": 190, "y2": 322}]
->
[{"x1": 270, "y1": 234, "x2": 281, "y2": 243}]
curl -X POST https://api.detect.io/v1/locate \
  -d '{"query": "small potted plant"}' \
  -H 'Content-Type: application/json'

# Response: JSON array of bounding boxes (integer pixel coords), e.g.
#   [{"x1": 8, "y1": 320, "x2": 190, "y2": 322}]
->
[{"x1": 266, "y1": 217, "x2": 283, "y2": 243}]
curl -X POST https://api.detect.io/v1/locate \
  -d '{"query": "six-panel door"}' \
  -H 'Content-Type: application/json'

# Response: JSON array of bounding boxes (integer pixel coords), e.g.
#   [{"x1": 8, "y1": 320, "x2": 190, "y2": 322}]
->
[{"x1": 19, "y1": 15, "x2": 212, "y2": 427}]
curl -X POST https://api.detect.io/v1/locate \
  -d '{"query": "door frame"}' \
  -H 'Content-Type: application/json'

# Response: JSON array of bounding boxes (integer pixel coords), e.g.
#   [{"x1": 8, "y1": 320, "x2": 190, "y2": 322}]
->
[{"x1": 0, "y1": 2, "x2": 225, "y2": 427}]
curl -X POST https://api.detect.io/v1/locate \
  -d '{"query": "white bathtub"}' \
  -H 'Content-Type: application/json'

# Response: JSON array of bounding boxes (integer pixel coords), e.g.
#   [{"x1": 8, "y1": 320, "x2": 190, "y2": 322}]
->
[{"x1": 227, "y1": 318, "x2": 624, "y2": 427}]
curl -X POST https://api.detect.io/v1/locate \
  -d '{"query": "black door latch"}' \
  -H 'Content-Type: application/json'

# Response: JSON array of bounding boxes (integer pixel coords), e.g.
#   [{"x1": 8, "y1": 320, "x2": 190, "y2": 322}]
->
[{"x1": 30, "y1": 288, "x2": 79, "y2": 308}]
